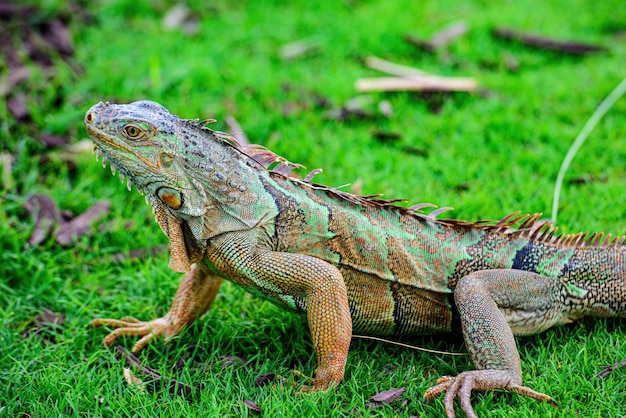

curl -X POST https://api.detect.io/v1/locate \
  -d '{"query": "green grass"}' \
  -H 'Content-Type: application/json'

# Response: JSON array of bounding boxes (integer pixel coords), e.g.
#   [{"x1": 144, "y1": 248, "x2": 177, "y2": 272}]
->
[{"x1": 2, "y1": 0, "x2": 626, "y2": 416}]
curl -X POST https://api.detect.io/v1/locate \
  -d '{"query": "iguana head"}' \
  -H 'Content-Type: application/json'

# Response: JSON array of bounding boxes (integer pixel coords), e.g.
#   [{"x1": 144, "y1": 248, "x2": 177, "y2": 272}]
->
[
  {"x1": 84, "y1": 100, "x2": 267, "y2": 272},
  {"x1": 85, "y1": 101, "x2": 191, "y2": 208}
]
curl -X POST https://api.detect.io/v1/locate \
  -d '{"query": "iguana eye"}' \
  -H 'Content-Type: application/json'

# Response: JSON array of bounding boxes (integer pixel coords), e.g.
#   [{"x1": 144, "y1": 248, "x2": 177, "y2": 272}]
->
[{"x1": 122, "y1": 124, "x2": 144, "y2": 140}]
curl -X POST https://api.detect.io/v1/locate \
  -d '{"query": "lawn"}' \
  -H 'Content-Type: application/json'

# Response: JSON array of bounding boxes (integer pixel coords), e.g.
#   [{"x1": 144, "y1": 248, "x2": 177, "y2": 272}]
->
[{"x1": 2, "y1": 0, "x2": 626, "y2": 416}]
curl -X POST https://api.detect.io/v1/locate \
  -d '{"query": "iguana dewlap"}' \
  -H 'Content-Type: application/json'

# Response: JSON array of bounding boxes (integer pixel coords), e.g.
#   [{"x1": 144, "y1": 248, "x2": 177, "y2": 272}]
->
[{"x1": 85, "y1": 100, "x2": 626, "y2": 418}]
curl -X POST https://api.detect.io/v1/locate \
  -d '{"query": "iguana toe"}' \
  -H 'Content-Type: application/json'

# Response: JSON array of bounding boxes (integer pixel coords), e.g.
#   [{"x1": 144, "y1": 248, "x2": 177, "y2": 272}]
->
[
  {"x1": 424, "y1": 370, "x2": 557, "y2": 418},
  {"x1": 90, "y1": 315, "x2": 182, "y2": 353}
]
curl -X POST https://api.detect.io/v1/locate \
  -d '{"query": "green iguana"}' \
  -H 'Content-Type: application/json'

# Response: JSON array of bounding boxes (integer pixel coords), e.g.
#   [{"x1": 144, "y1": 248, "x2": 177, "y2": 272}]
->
[{"x1": 85, "y1": 100, "x2": 626, "y2": 418}]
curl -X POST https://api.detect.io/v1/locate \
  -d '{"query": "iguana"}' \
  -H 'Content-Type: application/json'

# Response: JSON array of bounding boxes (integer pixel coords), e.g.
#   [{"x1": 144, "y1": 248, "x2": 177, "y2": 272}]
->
[{"x1": 85, "y1": 100, "x2": 626, "y2": 418}]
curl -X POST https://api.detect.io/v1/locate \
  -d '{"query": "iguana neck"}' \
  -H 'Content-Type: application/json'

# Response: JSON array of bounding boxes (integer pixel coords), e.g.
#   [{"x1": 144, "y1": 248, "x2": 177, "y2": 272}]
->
[{"x1": 169, "y1": 123, "x2": 279, "y2": 242}]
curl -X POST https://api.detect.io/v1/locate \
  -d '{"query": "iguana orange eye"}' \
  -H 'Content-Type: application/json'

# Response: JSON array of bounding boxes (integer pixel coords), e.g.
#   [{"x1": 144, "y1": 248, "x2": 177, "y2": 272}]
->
[{"x1": 123, "y1": 124, "x2": 143, "y2": 139}]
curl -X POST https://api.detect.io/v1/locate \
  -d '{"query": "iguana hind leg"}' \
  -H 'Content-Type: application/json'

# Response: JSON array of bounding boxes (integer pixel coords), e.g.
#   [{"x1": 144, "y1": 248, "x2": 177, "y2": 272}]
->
[
  {"x1": 424, "y1": 269, "x2": 562, "y2": 418},
  {"x1": 91, "y1": 263, "x2": 223, "y2": 353}
]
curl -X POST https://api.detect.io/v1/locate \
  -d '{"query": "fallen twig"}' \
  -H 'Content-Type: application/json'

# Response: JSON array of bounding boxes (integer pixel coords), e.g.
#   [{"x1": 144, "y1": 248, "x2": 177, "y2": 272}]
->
[
  {"x1": 365, "y1": 56, "x2": 430, "y2": 78},
  {"x1": 404, "y1": 21, "x2": 468, "y2": 52},
  {"x1": 116, "y1": 345, "x2": 198, "y2": 398},
  {"x1": 596, "y1": 358, "x2": 626, "y2": 380},
  {"x1": 493, "y1": 27, "x2": 606, "y2": 55},
  {"x1": 356, "y1": 76, "x2": 476, "y2": 93},
  {"x1": 280, "y1": 39, "x2": 319, "y2": 61},
  {"x1": 360, "y1": 56, "x2": 477, "y2": 93}
]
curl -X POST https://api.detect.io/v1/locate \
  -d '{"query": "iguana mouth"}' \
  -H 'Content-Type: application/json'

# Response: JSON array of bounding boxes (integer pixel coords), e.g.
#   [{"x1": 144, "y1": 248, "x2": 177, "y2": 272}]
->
[{"x1": 92, "y1": 145, "x2": 143, "y2": 196}]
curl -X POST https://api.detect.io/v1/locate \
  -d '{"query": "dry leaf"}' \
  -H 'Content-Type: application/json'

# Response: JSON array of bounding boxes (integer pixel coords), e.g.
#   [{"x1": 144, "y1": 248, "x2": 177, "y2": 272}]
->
[
  {"x1": 243, "y1": 400, "x2": 261, "y2": 414},
  {"x1": 369, "y1": 387, "x2": 406, "y2": 405},
  {"x1": 254, "y1": 372, "x2": 275, "y2": 387},
  {"x1": 123, "y1": 367, "x2": 146, "y2": 392},
  {"x1": 24, "y1": 194, "x2": 61, "y2": 246},
  {"x1": 7, "y1": 94, "x2": 29, "y2": 121},
  {"x1": 56, "y1": 201, "x2": 110, "y2": 246}
]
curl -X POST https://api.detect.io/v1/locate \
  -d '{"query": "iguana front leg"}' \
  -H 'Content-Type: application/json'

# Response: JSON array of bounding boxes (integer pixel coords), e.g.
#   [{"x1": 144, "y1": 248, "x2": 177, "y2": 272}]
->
[
  {"x1": 206, "y1": 232, "x2": 353, "y2": 390},
  {"x1": 91, "y1": 263, "x2": 223, "y2": 353},
  {"x1": 424, "y1": 269, "x2": 561, "y2": 418}
]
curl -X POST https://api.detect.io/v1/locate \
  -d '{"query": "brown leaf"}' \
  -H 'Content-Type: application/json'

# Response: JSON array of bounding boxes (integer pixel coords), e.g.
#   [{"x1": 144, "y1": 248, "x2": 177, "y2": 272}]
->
[
  {"x1": 369, "y1": 387, "x2": 406, "y2": 405},
  {"x1": 24, "y1": 194, "x2": 61, "y2": 246},
  {"x1": 34, "y1": 307, "x2": 65, "y2": 328},
  {"x1": 24, "y1": 308, "x2": 66, "y2": 344},
  {"x1": 56, "y1": 201, "x2": 110, "y2": 246},
  {"x1": 123, "y1": 367, "x2": 145, "y2": 391},
  {"x1": 0, "y1": 3, "x2": 35, "y2": 18},
  {"x1": 6, "y1": 94, "x2": 30, "y2": 121},
  {"x1": 1, "y1": 67, "x2": 30, "y2": 96},
  {"x1": 42, "y1": 19, "x2": 73, "y2": 56},
  {"x1": 243, "y1": 400, "x2": 261, "y2": 414},
  {"x1": 219, "y1": 355, "x2": 247, "y2": 369},
  {"x1": 39, "y1": 133, "x2": 68, "y2": 148},
  {"x1": 254, "y1": 372, "x2": 275, "y2": 387}
]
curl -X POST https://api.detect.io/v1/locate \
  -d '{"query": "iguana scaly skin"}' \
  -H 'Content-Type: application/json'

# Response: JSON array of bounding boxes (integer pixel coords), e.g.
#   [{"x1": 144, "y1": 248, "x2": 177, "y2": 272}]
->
[{"x1": 85, "y1": 101, "x2": 626, "y2": 418}]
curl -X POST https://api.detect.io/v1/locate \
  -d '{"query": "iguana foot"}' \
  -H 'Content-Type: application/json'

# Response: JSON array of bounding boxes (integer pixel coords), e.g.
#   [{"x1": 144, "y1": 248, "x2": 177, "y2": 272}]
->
[
  {"x1": 90, "y1": 315, "x2": 183, "y2": 353},
  {"x1": 423, "y1": 370, "x2": 558, "y2": 418},
  {"x1": 294, "y1": 364, "x2": 344, "y2": 393}
]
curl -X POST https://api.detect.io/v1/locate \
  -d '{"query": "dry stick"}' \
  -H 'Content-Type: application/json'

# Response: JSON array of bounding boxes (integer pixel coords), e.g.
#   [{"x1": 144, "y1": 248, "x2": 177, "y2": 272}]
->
[
  {"x1": 361, "y1": 56, "x2": 477, "y2": 93},
  {"x1": 404, "y1": 21, "x2": 468, "y2": 52},
  {"x1": 493, "y1": 27, "x2": 606, "y2": 55},
  {"x1": 116, "y1": 345, "x2": 198, "y2": 398},
  {"x1": 551, "y1": 78, "x2": 626, "y2": 224},
  {"x1": 280, "y1": 39, "x2": 318, "y2": 61},
  {"x1": 596, "y1": 358, "x2": 626, "y2": 380},
  {"x1": 356, "y1": 76, "x2": 476, "y2": 93},
  {"x1": 365, "y1": 56, "x2": 431, "y2": 77}
]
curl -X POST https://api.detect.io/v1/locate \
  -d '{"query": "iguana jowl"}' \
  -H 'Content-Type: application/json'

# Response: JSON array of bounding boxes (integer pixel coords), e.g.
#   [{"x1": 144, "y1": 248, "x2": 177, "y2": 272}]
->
[{"x1": 85, "y1": 100, "x2": 626, "y2": 418}]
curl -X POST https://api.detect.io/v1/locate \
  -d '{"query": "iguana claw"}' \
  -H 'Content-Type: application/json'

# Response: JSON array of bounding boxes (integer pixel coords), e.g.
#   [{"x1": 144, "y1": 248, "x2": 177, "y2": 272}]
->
[
  {"x1": 90, "y1": 315, "x2": 182, "y2": 353},
  {"x1": 423, "y1": 370, "x2": 558, "y2": 418}
]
